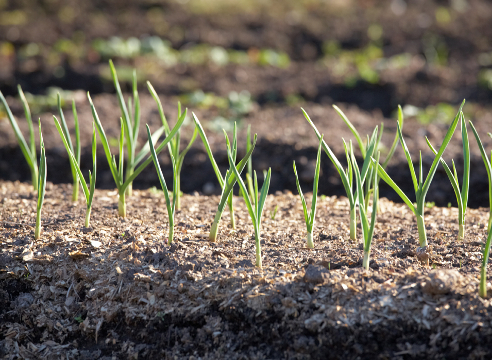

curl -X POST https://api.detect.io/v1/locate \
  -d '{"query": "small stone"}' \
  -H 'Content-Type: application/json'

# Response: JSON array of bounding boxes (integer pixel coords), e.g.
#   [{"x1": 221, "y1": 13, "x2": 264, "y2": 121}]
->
[
  {"x1": 422, "y1": 269, "x2": 462, "y2": 295},
  {"x1": 303, "y1": 264, "x2": 330, "y2": 284}
]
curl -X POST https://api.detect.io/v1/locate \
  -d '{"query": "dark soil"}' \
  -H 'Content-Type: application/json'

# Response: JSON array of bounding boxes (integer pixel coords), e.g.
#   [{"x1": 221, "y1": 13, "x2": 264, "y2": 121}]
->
[
  {"x1": 1, "y1": 180, "x2": 492, "y2": 359},
  {"x1": 2, "y1": 0, "x2": 492, "y2": 358}
]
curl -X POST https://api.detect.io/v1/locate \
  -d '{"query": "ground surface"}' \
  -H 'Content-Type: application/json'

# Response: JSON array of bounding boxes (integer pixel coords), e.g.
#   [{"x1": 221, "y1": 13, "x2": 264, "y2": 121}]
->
[
  {"x1": 1, "y1": 180, "x2": 492, "y2": 359},
  {"x1": 2, "y1": 0, "x2": 492, "y2": 359},
  {"x1": 2, "y1": 0, "x2": 492, "y2": 207}
]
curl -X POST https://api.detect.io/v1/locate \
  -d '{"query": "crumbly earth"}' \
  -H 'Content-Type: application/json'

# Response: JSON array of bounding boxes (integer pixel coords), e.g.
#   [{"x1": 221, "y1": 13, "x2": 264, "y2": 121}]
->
[{"x1": 1, "y1": 180, "x2": 492, "y2": 359}]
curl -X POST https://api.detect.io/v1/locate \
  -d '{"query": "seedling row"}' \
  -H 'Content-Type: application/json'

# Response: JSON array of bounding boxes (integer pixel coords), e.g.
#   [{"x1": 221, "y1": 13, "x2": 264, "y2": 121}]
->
[{"x1": 1, "y1": 61, "x2": 492, "y2": 298}]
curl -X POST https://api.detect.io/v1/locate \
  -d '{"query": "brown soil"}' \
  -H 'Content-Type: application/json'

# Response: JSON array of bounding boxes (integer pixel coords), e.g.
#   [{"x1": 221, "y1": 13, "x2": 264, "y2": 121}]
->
[
  {"x1": 2, "y1": 1, "x2": 492, "y2": 358},
  {"x1": 1, "y1": 180, "x2": 492, "y2": 359}
]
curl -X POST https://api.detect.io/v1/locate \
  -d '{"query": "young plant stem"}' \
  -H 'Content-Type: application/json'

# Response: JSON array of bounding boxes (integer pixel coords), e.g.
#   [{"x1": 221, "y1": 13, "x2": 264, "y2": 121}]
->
[
  {"x1": 304, "y1": 109, "x2": 378, "y2": 241},
  {"x1": 426, "y1": 112, "x2": 469, "y2": 241},
  {"x1": 293, "y1": 136, "x2": 323, "y2": 249},
  {"x1": 350, "y1": 208, "x2": 357, "y2": 241},
  {"x1": 35, "y1": 122, "x2": 47, "y2": 240},
  {"x1": 1, "y1": 87, "x2": 38, "y2": 189},
  {"x1": 53, "y1": 117, "x2": 97, "y2": 228},
  {"x1": 230, "y1": 146, "x2": 271, "y2": 268},
  {"x1": 89, "y1": 92, "x2": 186, "y2": 217},
  {"x1": 193, "y1": 114, "x2": 256, "y2": 240},
  {"x1": 146, "y1": 125, "x2": 177, "y2": 245},
  {"x1": 57, "y1": 94, "x2": 81, "y2": 201},
  {"x1": 480, "y1": 227, "x2": 492, "y2": 298},
  {"x1": 373, "y1": 102, "x2": 464, "y2": 263},
  {"x1": 148, "y1": 82, "x2": 198, "y2": 210}
]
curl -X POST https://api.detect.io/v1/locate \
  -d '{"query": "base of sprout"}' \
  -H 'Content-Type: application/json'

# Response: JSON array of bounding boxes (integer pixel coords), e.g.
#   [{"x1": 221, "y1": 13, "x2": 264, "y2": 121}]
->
[
  {"x1": 480, "y1": 266, "x2": 488, "y2": 298},
  {"x1": 228, "y1": 197, "x2": 235, "y2": 230},
  {"x1": 306, "y1": 232, "x2": 314, "y2": 249},
  {"x1": 458, "y1": 223, "x2": 465, "y2": 241},
  {"x1": 416, "y1": 214, "x2": 428, "y2": 248},
  {"x1": 118, "y1": 193, "x2": 126, "y2": 217},
  {"x1": 85, "y1": 207, "x2": 91, "y2": 228},
  {"x1": 35, "y1": 214, "x2": 41, "y2": 240},
  {"x1": 349, "y1": 208, "x2": 357, "y2": 240},
  {"x1": 168, "y1": 226, "x2": 174, "y2": 245},
  {"x1": 362, "y1": 251, "x2": 371, "y2": 270},
  {"x1": 72, "y1": 180, "x2": 79, "y2": 202},
  {"x1": 209, "y1": 221, "x2": 219, "y2": 242},
  {"x1": 255, "y1": 242, "x2": 262, "y2": 269}
]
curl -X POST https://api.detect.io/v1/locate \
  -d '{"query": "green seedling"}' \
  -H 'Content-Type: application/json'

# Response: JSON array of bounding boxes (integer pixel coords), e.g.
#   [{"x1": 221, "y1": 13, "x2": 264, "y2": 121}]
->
[
  {"x1": 303, "y1": 108, "x2": 378, "y2": 240},
  {"x1": 1, "y1": 86, "x2": 38, "y2": 189},
  {"x1": 109, "y1": 61, "x2": 170, "y2": 197},
  {"x1": 426, "y1": 112, "x2": 469, "y2": 240},
  {"x1": 293, "y1": 136, "x2": 323, "y2": 249},
  {"x1": 481, "y1": 229, "x2": 492, "y2": 298},
  {"x1": 468, "y1": 121, "x2": 492, "y2": 298},
  {"x1": 351, "y1": 143, "x2": 380, "y2": 270},
  {"x1": 245, "y1": 124, "x2": 255, "y2": 201},
  {"x1": 56, "y1": 95, "x2": 81, "y2": 201},
  {"x1": 270, "y1": 205, "x2": 279, "y2": 220},
  {"x1": 147, "y1": 81, "x2": 198, "y2": 210},
  {"x1": 147, "y1": 125, "x2": 178, "y2": 245},
  {"x1": 469, "y1": 121, "x2": 492, "y2": 233},
  {"x1": 372, "y1": 102, "x2": 464, "y2": 265},
  {"x1": 35, "y1": 122, "x2": 47, "y2": 240},
  {"x1": 53, "y1": 117, "x2": 97, "y2": 228},
  {"x1": 193, "y1": 114, "x2": 256, "y2": 241},
  {"x1": 333, "y1": 104, "x2": 403, "y2": 211},
  {"x1": 230, "y1": 151, "x2": 271, "y2": 269},
  {"x1": 89, "y1": 93, "x2": 186, "y2": 217}
]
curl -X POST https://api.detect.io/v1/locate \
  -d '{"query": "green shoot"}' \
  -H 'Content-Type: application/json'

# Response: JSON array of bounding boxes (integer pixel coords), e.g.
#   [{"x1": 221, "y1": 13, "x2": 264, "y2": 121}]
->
[
  {"x1": 426, "y1": 112, "x2": 469, "y2": 240},
  {"x1": 35, "y1": 121, "x2": 47, "y2": 240},
  {"x1": 293, "y1": 136, "x2": 323, "y2": 249},
  {"x1": 469, "y1": 121, "x2": 492, "y2": 233},
  {"x1": 0, "y1": 86, "x2": 38, "y2": 189},
  {"x1": 333, "y1": 104, "x2": 403, "y2": 168},
  {"x1": 270, "y1": 205, "x2": 279, "y2": 220},
  {"x1": 193, "y1": 113, "x2": 257, "y2": 241},
  {"x1": 480, "y1": 216, "x2": 492, "y2": 298},
  {"x1": 352, "y1": 143, "x2": 380, "y2": 270},
  {"x1": 333, "y1": 104, "x2": 403, "y2": 211},
  {"x1": 53, "y1": 117, "x2": 97, "y2": 228},
  {"x1": 88, "y1": 92, "x2": 186, "y2": 217},
  {"x1": 372, "y1": 101, "x2": 464, "y2": 264},
  {"x1": 147, "y1": 81, "x2": 198, "y2": 210},
  {"x1": 230, "y1": 152, "x2": 271, "y2": 269},
  {"x1": 468, "y1": 121, "x2": 492, "y2": 297},
  {"x1": 109, "y1": 60, "x2": 138, "y2": 196},
  {"x1": 245, "y1": 124, "x2": 255, "y2": 201},
  {"x1": 147, "y1": 125, "x2": 177, "y2": 245},
  {"x1": 56, "y1": 96, "x2": 81, "y2": 201},
  {"x1": 303, "y1": 108, "x2": 378, "y2": 240}
]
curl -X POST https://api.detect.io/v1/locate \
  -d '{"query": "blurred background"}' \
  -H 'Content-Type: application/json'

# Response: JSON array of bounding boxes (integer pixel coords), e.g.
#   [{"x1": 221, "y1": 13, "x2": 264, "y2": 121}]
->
[{"x1": 1, "y1": 0, "x2": 492, "y2": 207}]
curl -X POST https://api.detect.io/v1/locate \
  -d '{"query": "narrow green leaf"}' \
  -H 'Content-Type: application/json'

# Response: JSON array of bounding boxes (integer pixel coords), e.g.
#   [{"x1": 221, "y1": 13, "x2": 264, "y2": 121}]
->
[
  {"x1": 192, "y1": 113, "x2": 225, "y2": 187},
  {"x1": 421, "y1": 101, "x2": 464, "y2": 197},
  {"x1": 382, "y1": 105, "x2": 404, "y2": 169},
  {"x1": 333, "y1": 104, "x2": 366, "y2": 158},
  {"x1": 425, "y1": 137, "x2": 462, "y2": 210},
  {"x1": 88, "y1": 93, "x2": 121, "y2": 188},
  {"x1": 293, "y1": 161, "x2": 309, "y2": 224},
  {"x1": 397, "y1": 121, "x2": 418, "y2": 193},
  {"x1": 53, "y1": 116, "x2": 90, "y2": 200},
  {"x1": 372, "y1": 159, "x2": 416, "y2": 214}
]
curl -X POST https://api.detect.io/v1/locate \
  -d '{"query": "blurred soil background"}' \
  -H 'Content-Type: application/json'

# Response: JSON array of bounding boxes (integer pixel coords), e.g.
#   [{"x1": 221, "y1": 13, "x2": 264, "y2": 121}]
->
[{"x1": 1, "y1": 0, "x2": 492, "y2": 207}]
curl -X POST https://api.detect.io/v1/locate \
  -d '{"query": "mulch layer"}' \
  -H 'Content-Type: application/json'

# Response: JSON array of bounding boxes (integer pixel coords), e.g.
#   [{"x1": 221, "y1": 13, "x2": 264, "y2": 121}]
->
[{"x1": 2, "y1": 180, "x2": 492, "y2": 359}]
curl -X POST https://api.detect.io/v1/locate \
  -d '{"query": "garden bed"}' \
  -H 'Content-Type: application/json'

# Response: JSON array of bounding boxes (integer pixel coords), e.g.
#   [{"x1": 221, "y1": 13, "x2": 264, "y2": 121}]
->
[{"x1": 1, "y1": 180, "x2": 492, "y2": 359}]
